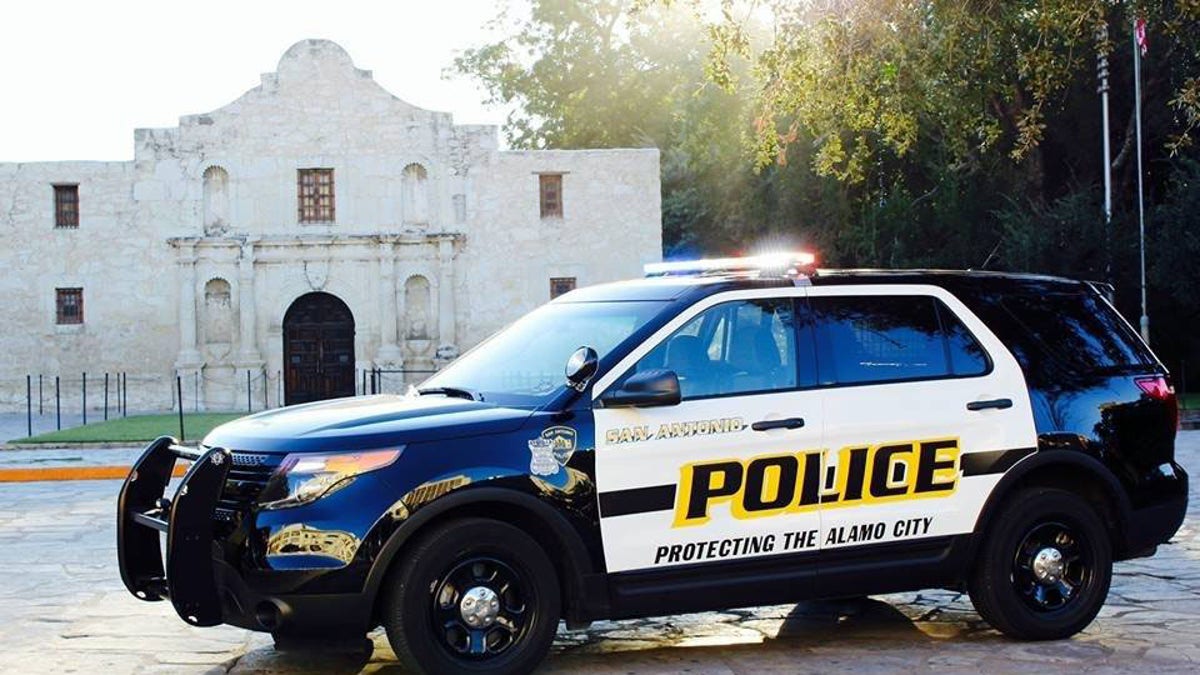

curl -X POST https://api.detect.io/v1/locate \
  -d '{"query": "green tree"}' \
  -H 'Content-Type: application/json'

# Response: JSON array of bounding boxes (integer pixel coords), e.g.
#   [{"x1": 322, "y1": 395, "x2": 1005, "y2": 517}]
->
[
  {"x1": 453, "y1": 0, "x2": 770, "y2": 254},
  {"x1": 703, "y1": 0, "x2": 1200, "y2": 195}
]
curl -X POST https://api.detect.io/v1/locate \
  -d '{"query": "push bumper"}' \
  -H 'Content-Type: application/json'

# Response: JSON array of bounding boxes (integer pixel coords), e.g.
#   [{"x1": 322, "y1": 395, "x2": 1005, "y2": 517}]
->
[
  {"x1": 117, "y1": 436, "x2": 232, "y2": 626},
  {"x1": 118, "y1": 436, "x2": 377, "y2": 635}
]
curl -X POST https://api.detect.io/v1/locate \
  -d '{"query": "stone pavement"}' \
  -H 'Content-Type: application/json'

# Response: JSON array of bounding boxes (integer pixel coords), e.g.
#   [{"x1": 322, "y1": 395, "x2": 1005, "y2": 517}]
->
[
  {"x1": 0, "y1": 412, "x2": 88, "y2": 443},
  {"x1": 2, "y1": 436, "x2": 1198, "y2": 674}
]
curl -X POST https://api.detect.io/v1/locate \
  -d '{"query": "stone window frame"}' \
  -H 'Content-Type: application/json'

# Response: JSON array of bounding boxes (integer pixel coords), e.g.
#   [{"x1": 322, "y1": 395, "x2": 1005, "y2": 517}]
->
[
  {"x1": 53, "y1": 184, "x2": 79, "y2": 229},
  {"x1": 56, "y1": 287, "x2": 84, "y2": 325},
  {"x1": 297, "y1": 168, "x2": 335, "y2": 224},
  {"x1": 550, "y1": 277, "x2": 577, "y2": 299},
  {"x1": 538, "y1": 173, "x2": 563, "y2": 219}
]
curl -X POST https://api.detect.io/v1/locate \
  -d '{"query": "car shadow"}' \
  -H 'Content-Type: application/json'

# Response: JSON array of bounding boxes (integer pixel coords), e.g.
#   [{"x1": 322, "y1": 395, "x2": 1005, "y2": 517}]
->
[{"x1": 227, "y1": 597, "x2": 994, "y2": 674}]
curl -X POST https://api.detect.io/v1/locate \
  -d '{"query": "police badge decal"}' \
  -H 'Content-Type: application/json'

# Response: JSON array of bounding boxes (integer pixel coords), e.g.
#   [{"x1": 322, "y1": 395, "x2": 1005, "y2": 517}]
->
[{"x1": 528, "y1": 426, "x2": 577, "y2": 476}]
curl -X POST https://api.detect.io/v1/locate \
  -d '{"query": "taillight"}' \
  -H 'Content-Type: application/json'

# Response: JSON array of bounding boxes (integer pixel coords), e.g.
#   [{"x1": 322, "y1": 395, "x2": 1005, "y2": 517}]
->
[{"x1": 1135, "y1": 375, "x2": 1179, "y2": 429}]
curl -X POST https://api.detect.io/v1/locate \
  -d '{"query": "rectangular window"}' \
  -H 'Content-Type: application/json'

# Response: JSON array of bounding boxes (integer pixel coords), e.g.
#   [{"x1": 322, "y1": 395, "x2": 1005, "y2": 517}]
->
[
  {"x1": 298, "y1": 168, "x2": 335, "y2": 223},
  {"x1": 54, "y1": 184, "x2": 79, "y2": 228},
  {"x1": 550, "y1": 277, "x2": 577, "y2": 299},
  {"x1": 56, "y1": 288, "x2": 83, "y2": 325},
  {"x1": 539, "y1": 174, "x2": 562, "y2": 218},
  {"x1": 809, "y1": 295, "x2": 989, "y2": 386}
]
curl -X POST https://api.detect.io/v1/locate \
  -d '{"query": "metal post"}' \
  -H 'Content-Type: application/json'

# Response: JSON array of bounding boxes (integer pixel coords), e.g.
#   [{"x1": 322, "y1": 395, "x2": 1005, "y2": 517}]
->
[
  {"x1": 26, "y1": 375, "x2": 32, "y2": 438},
  {"x1": 82, "y1": 372, "x2": 87, "y2": 426},
  {"x1": 104, "y1": 373, "x2": 109, "y2": 421},
  {"x1": 1181, "y1": 361, "x2": 1188, "y2": 410},
  {"x1": 122, "y1": 372, "x2": 127, "y2": 417},
  {"x1": 1133, "y1": 19, "x2": 1150, "y2": 344},
  {"x1": 263, "y1": 370, "x2": 268, "y2": 411},
  {"x1": 1097, "y1": 24, "x2": 1113, "y2": 284},
  {"x1": 195, "y1": 371, "x2": 200, "y2": 413},
  {"x1": 38, "y1": 374, "x2": 43, "y2": 416},
  {"x1": 247, "y1": 370, "x2": 253, "y2": 413},
  {"x1": 277, "y1": 371, "x2": 282, "y2": 409},
  {"x1": 55, "y1": 376, "x2": 61, "y2": 430},
  {"x1": 177, "y1": 375, "x2": 185, "y2": 441}
]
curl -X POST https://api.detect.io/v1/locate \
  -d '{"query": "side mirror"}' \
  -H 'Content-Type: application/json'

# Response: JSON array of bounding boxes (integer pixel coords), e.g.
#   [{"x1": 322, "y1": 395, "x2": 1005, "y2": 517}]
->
[
  {"x1": 600, "y1": 369, "x2": 681, "y2": 408},
  {"x1": 565, "y1": 346, "x2": 599, "y2": 392}
]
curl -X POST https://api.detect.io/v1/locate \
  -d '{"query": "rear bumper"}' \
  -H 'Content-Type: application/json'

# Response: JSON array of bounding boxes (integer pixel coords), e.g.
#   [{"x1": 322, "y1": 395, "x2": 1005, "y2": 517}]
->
[
  {"x1": 117, "y1": 437, "x2": 374, "y2": 634},
  {"x1": 1122, "y1": 463, "x2": 1188, "y2": 559}
]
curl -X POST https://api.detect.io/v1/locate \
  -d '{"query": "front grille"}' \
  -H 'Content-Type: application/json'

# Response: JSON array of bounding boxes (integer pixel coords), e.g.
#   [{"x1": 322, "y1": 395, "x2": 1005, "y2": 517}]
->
[{"x1": 213, "y1": 451, "x2": 284, "y2": 523}]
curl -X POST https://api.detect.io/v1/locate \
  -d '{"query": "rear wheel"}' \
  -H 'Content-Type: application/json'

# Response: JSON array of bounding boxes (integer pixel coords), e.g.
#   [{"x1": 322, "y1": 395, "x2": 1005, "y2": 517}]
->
[
  {"x1": 381, "y1": 518, "x2": 560, "y2": 675},
  {"x1": 968, "y1": 487, "x2": 1112, "y2": 640}
]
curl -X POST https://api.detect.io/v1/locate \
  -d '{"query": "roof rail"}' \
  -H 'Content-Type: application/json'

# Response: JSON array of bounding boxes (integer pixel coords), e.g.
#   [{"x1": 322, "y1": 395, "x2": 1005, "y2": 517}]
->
[{"x1": 644, "y1": 251, "x2": 816, "y2": 280}]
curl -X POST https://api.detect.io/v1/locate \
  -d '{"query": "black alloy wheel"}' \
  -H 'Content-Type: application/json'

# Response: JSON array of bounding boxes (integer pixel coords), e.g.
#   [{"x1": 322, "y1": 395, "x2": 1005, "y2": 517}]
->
[
  {"x1": 382, "y1": 518, "x2": 560, "y2": 675},
  {"x1": 1011, "y1": 521, "x2": 1093, "y2": 613},
  {"x1": 968, "y1": 487, "x2": 1112, "y2": 640},
  {"x1": 431, "y1": 557, "x2": 532, "y2": 659}
]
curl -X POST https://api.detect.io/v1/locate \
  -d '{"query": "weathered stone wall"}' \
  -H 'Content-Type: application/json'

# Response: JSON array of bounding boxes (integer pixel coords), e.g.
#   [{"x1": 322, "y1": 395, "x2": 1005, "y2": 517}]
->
[{"x1": 0, "y1": 40, "x2": 662, "y2": 414}]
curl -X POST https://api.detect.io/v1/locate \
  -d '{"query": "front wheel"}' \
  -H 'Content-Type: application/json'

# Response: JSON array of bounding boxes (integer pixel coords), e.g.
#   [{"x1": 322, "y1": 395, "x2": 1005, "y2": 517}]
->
[
  {"x1": 381, "y1": 517, "x2": 561, "y2": 675},
  {"x1": 968, "y1": 487, "x2": 1112, "y2": 640}
]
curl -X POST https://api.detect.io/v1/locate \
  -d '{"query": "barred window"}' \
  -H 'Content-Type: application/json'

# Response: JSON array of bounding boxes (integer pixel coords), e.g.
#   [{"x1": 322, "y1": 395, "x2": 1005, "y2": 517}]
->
[
  {"x1": 54, "y1": 184, "x2": 79, "y2": 228},
  {"x1": 56, "y1": 288, "x2": 83, "y2": 325},
  {"x1": 550, "y1": 277, "x2": 577, "y2": 299},
  {"x1": 298, "y1": 169, "x2": 335, "y2": 223},
  {"x1": 539, "y1": 174, "x2": 562, "y2": 218}
]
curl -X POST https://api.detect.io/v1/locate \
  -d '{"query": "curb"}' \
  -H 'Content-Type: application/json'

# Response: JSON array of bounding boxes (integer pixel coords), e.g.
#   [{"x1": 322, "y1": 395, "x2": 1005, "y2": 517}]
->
[
  {"x1": 1, "y1": 442, "x2": 152, "y2": 451},
  {"x1": 0, "y1": 464, "x2": 186, "y2": 483}
]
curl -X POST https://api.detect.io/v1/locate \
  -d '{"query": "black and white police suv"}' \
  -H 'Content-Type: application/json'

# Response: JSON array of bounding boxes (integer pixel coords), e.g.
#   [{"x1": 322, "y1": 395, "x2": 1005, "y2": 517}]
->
[{"x1": 119, "y1": 252, "x2": 1187, "y2": 674}]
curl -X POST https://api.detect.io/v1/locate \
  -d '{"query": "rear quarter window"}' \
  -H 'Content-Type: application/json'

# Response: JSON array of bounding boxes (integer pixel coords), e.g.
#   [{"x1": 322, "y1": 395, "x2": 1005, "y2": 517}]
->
[{"x1": 991, "y1": 288, "x2": 1151, "y2": 374}]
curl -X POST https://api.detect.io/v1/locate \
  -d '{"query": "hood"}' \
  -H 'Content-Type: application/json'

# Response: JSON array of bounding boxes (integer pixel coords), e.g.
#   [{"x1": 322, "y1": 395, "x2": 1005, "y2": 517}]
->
[{"x1": 202, "y1": 394, "x2": 535, "y2": 453}]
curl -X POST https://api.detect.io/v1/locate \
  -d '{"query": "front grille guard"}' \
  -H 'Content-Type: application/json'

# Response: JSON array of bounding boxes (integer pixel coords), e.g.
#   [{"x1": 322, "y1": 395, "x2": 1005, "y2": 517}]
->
[{"x1": 117, "y1": 436, "x2": 232, "y2": 626}]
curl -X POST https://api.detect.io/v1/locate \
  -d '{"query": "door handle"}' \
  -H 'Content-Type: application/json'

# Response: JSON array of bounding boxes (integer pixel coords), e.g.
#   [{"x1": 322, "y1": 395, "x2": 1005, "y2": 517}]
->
[
  {"x1": 751, "y1": 417, "x2": 806, "y2": 431},
  {"x1": 966, "y1": 398, "x2": 1013, "y2": 411}
]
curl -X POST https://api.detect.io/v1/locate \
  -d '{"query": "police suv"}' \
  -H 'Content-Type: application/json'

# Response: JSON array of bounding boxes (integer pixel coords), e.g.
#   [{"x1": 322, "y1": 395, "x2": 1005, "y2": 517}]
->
[{"x1": 118, "y1": 253, "x2": 1187, "y2": 674}]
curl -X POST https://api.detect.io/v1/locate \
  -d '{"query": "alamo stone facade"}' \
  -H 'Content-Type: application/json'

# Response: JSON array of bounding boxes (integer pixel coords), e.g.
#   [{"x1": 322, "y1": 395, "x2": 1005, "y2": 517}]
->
[{"x1": 0, "y1": 40, "x2": 661, "y2": 413}]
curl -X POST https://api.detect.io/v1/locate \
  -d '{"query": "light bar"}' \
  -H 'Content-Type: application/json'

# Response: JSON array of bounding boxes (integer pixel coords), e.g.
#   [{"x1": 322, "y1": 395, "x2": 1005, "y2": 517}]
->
[{"x1": 644, "y1": 251, "x2": 817, "y2": 278}]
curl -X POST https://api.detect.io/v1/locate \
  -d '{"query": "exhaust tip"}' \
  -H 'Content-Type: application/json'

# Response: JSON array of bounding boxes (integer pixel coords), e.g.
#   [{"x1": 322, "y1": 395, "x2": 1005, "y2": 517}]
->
[{"x1": 254, "y1": 600, "x2": 287, "y2": 631}]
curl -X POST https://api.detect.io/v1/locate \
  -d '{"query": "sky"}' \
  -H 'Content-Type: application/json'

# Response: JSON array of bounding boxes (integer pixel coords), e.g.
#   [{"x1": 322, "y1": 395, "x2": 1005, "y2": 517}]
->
[{"x1": 0, "y1": 0, "x2": 514, "y2": 161}]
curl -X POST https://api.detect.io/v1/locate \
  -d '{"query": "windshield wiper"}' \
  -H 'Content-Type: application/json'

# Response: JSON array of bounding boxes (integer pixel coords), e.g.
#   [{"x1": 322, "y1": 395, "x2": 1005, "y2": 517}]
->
[{"x1": 417, "y1": 387, "x2": 481, "y2": 401}]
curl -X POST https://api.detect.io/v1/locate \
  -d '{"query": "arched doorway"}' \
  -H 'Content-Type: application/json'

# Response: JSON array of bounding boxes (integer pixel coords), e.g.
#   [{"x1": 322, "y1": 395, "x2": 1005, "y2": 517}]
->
[{"x1": 283, "y1": 292, "x2": 356, "y2": 405}]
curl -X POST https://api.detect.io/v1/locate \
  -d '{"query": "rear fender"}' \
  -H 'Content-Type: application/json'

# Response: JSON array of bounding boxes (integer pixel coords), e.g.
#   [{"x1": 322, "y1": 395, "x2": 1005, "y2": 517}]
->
[{"x1": 972, "y1": 439, "x2": 1133, "y2": 556}]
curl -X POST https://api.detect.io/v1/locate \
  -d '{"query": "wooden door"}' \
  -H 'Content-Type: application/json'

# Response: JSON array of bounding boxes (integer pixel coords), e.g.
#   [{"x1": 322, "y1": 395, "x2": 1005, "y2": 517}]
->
[{"x1": 283, "y1": 293, "x2": 356, "y2": 405}]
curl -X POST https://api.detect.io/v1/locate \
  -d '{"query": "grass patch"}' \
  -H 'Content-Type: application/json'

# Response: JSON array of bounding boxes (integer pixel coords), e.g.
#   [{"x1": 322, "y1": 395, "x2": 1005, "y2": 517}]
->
[
  {"x1": 1181, "y1": 393, "x2": 1200, "y2": 411},
  {"x1": 15, "y1": 413, "x2": 244, "y2": 444}
]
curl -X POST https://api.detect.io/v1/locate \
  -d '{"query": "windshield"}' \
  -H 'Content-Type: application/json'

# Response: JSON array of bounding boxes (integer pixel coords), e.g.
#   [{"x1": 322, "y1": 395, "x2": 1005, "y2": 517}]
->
[{"x1": 422, "y1": 300, "x2": 668, "y2": 406}]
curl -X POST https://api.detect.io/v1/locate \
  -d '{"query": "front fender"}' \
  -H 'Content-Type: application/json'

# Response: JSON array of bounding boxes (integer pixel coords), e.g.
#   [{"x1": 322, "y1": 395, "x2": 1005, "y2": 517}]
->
[{"x1": 361, "y1": 483, "x2": 605, "y2": 623}]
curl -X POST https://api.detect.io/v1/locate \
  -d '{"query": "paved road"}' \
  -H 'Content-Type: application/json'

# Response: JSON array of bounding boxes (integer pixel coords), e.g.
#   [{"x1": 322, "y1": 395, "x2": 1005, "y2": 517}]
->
[{"x1": 2, "y1": 435, "x2": 1198, "y2": 674}]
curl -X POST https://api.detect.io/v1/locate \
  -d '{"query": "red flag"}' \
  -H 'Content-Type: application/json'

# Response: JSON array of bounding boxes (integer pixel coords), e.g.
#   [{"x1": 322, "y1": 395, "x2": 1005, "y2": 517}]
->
[{"x1": 1136, "y1": 17, "x2": 1149, "y2": 56}]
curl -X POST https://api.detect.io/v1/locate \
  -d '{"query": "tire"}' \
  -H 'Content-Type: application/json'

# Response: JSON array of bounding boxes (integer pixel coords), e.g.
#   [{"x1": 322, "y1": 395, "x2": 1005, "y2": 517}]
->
[
  {"x1": 381, "y1": 518, "x2": 561, "y2": 675},
  {"x1": 968, "y1": 487, "x2": 1112, "y2": 640}
]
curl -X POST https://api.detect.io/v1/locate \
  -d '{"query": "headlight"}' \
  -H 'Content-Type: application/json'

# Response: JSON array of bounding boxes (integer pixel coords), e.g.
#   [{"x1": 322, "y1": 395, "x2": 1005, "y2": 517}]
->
[{"x1": 259, "y1": 448, "x2": 402, "y2": 511}]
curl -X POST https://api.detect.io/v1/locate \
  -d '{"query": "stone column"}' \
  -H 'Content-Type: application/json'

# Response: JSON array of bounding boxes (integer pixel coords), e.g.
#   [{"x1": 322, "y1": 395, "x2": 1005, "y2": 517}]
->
[
  {"x1": 434, "y1": 236, "x2": 459, "y2": 366},
  {"x1": 236, "y1": 241, "x2": 261, "y2": 362},
  {"x1": 376, "y1": 239, "x2": 404, "y2": 368},
  {"x1": 174, "y1": 239, "x2": 204, "y2": 411},
  {"x1": 234, "y1": 240, "x2": 264, "y2": 409}
]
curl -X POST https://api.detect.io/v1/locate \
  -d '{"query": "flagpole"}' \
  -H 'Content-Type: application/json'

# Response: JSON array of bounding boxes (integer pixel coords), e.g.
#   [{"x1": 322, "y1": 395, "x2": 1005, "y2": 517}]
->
[
  {"x1": 1134, "y1": 18, "x2": 1149, "y2": 344},
  {"x1": 1097, "y1": 25, "x2": 1113, "y2": 286}
]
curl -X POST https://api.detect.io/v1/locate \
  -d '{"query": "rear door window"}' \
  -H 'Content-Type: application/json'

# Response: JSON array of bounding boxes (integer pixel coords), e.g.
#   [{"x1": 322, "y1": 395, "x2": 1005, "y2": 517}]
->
[{"x1": 809, "y1": 295, "x2": 990, "y2": 386}]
